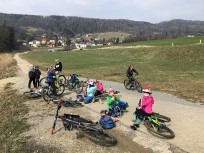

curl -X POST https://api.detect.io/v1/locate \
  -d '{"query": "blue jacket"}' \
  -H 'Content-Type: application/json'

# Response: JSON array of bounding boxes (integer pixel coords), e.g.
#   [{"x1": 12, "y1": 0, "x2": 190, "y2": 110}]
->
[
  {"x1": 47, "y1": 71, "x2": 56, "y2": 83},
  {"x1": 87, "y1": 85, "x2": 97, "y2": 97}
]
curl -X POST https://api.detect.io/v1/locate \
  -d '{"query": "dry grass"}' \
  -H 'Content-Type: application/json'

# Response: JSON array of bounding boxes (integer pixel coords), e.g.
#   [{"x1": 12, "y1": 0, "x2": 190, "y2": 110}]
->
[{"x1": 0, "y1": 54, "x2": 17, "y2": 79}]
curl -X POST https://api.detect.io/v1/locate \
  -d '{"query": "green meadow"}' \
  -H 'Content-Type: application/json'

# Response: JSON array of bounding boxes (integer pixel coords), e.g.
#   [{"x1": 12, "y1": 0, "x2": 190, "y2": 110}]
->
[{"x1": 21, "y1": 38, "x2": 204, "y2": 103}]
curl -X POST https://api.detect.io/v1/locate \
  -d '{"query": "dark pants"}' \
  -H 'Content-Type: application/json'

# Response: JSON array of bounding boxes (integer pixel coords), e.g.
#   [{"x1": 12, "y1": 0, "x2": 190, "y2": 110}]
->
[
  {"x1": 28, "y1": 77, "x2": 36, "y2": 89},
  {"x1": 135, "y1": 108, "x2": 151, "y2": 120},
  {"x1": 35, "y1": 78, "x2": 40, "y2": 88},
  {"x1": 94, "y1": 90, "x2": 103, "y2": 96},
  {"x1": 48, "y1": 82, "x2": 57, "y2": 96},
  {"x1": 127, "y1": 76, "x2": 134, "y2": 85}
]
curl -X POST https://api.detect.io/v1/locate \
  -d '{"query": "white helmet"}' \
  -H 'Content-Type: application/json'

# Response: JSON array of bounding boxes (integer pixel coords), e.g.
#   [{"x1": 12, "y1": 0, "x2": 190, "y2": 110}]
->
[
  {"x1": 142, "y1": 86, "x2": 152, "y2": 94},
  {"x1": 89, "y1": 80, "x2": 94, "y2": 85}
]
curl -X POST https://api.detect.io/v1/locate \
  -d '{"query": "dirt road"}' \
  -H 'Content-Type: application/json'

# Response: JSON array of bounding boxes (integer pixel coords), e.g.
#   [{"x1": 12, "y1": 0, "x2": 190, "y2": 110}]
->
[{"x1": 1, "y1": 52, "x2": 202, "y2": 153}]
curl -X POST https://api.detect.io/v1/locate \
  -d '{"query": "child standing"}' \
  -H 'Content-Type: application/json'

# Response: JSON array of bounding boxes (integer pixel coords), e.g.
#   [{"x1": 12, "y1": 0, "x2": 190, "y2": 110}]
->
[
  {"x1": 35, "y1": 65, "x2": 41, "y2": 88},
  {"x1": 28, "y1": 65, "x2": 36, "y2": 89},
  {"x1": 130, "y1": 86, "x2": 154, "y2": 130}
]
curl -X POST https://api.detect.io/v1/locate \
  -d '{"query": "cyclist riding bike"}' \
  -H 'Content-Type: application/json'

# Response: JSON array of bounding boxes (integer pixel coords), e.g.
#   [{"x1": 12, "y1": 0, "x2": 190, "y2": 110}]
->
[
  {"x1": 126, "y1": 64, "x2": 139, "y2": 86},
  {"x1": 54, "y1": 59, "x2": 62, "y2": 74}
]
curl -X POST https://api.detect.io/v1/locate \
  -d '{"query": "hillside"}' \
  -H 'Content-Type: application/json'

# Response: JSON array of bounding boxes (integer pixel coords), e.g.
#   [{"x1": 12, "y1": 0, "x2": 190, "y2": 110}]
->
[{"x1": 0, "y1": 13, "x2": 204, "y2": 40}]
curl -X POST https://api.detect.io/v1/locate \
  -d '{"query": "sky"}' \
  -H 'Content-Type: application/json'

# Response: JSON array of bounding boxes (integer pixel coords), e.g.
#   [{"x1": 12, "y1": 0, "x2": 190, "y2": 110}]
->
[{"x1": 0, "y1": 0, "x2": 204, "y2": 23}]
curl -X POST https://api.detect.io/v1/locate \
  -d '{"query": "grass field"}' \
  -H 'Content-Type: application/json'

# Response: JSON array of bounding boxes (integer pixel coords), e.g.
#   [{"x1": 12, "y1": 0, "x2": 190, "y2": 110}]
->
[
  {"x1": 21, "y1": 42, "x2": 204, "y2": 103},
  {"x1": 0, "y1": 54, "x2": 17, "y2": 79}
]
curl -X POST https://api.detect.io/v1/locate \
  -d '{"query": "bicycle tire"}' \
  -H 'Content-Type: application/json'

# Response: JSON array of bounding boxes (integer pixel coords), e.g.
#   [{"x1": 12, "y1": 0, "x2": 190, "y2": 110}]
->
[
  {"x1": 58, "y1": 75, "x2": 66, "y2": 85},
  {"x1": 62, "y1": 100, "x2": 83, "y2": 108},
  {"x1": 75, "y1": 82, "x2": 83, "y2": 94},
  {"x1": 42, "y1": 86, "x2": 50, "y2": 101},
  {"x1": 135, "y1": 81, "x2": 142, "y2": 93},
  {"x1": 39, "y1": 77, "x2": 48, "y2": 87},
  {"x1": 152, "y1": 113, "x2": 171, "y2": 122},
  {"x1": 144, "y1": 120, "x2": 175, "y2": 139},
  {"x1": 23, "y1": 91, "x2": 39, "y2": 98},
  {"x1": 124, "y1": 80, "x2": 132, "y2": 90},
  {"x1": 56, "y1": 84, "x2": 65, "y2": 96},
  {"x1": 78, "y1": 128, "x2": 117, "y2": 147}
]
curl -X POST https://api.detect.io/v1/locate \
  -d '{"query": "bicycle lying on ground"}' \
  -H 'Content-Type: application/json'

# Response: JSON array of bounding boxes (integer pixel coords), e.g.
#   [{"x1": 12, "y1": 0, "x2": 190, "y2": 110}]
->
[
  {"x1": 51, "y1": 99, "x2": 118, "y2": 147},
  {"x1": 124, "y1": 74, "x2": 142, "y2": 93},
  {"x1": 47, "y1": 97, "x2": 83, "y2": 108},
  {"x1": 23, "y1": 88, "x2": 43, "y2": 98},
  {"x1": 133, "y1": 100, "x2": 175, "y2": 139}
]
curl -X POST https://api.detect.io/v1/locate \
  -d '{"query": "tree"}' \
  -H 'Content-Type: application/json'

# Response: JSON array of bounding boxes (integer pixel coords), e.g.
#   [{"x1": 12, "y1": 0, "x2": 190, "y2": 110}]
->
[{"x1": 0, "y1": 25, "x2": 16, "y2": 52}]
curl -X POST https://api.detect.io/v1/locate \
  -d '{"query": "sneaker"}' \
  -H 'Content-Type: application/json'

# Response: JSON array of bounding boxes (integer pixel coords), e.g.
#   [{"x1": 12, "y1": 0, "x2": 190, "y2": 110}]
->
[
  {"x1": 135, "y1": 124, "x2": 140, "y2": 128},
  {"x1": 130, "y1": 125, "x2": 137, "y2": 130}
]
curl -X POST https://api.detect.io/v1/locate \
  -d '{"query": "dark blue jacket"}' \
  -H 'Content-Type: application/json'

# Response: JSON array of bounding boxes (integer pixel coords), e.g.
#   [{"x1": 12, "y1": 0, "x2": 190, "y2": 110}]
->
[{"x1": 47, "y1": 71, "x2": 56, "y2": 83}]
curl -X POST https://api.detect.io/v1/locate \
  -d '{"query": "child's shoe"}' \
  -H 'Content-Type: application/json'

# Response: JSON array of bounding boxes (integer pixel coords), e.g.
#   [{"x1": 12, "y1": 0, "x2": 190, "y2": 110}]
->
[{"x1": 130, "y1": 124, "x2": 137, "y2": 130}]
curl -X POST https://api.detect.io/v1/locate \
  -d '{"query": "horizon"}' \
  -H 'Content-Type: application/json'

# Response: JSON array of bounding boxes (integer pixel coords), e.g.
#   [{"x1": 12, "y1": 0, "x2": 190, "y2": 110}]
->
[
  {"x1": 0, "y1": 0, "x2": 203, "y2": 23},
  {"x1": 1, "y1": 12, "x2": 204, "y2": 24}
]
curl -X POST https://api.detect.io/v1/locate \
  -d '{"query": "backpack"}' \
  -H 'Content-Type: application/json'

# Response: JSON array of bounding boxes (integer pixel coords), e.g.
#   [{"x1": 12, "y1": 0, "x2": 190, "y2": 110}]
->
[
  {"x1": 70, "y1": 74, "x2": 78, "y2": 83},
  {"x1": 99, "y1": 116, "x2": 115, "y2": 129}
]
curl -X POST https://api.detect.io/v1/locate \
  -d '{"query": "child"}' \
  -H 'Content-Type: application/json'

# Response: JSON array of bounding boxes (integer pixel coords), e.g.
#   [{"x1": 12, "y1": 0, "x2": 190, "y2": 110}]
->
[
  {"x1": 35, "y1": 65, "x2": 41, "y2": 88},
  {"x1": 47, "y1": 66, "x2": 57, "y2": 96},
  {"x1": 84, "y1": 80, "x2": 97, "y2": 104},
  {"x1": 28, "y1": 65, "x2": 36, "y2": 90},
  {"x1": 130, "y1": 86, "x2": 154, "y2": 130},
  {"x1": 94, "y1": 80, "x2": 104, "y2": 96},
  {"x1": 106, "y1": 88, "x2": 128, "y2": 111}
]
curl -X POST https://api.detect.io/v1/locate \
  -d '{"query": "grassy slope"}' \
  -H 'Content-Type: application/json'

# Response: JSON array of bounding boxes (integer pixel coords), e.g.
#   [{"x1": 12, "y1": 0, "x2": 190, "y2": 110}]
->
[{"x1": 22, "y1": 42, "x2": 204, "y2": 103}]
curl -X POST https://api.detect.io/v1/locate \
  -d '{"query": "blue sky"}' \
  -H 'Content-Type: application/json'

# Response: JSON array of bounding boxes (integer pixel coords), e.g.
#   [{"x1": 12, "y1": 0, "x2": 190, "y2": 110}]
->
[{"x1": 0, "y1": 0, "x2": 203, "y2": 23}]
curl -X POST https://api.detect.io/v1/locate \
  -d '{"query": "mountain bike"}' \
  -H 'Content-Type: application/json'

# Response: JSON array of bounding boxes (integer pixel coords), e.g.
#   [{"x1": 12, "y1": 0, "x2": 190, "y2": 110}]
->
[
  {"x1": 23, "y1": 88, "x2": 43, "y2": 98},
  {"x1": 133, "y1": 100, "x2": 175, "y2": 139},
  {"x1": 65, "y1": 74, "x2": 84, "y2": 94},
  {"x1": 124, "y1": 74, "x2": 142, "y2": 93},
  {"x1": 42, "y1": 81, "x2": 65, "y2": 102},
  {"x1": 47, "y1": 97, "x2": 83, "y2": 107},
  {"x1": 51, "y1": 99, "x2": 118, "y2": 147},
  {"x1": 39, "y1": 74, "x2": 66, "y2": 87}
]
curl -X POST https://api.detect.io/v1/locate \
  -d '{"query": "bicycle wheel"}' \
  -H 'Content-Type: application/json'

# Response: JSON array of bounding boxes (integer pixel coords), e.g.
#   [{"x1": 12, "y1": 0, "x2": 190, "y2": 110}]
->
[
  {"x1": 135, "y1": 81, "x2": 142, "y2": 93},
  {"x1": 152, "y1": 113, "x2": 171, "y2": 122},
  {"x1": 144, "y1": 120, "x2": 175, "y2": 139},
  {"x1": 56, "y1": 84, "x2": 65, "y2": 96},
  {"x1": 75, "y1": 82, "x2": 83, "y2": 94},
  {"x1": 58, "y1": 75, "x2": 66, "y2": 85},
  {"x1": 42, "y1": 86, "x2": 51, "y2": 102},
  {"x1": 39, "y1": 77, "x2": 48, "y2": 87},
  {"x1": 78, "y1": 128, "x2": 117, "y2": 147},
  {"x1": 124, "y1": 80, "x2": 132, "y2": 90},
  {"x1": 23, "y1": 91, "x2": 39, "y2": 98}
]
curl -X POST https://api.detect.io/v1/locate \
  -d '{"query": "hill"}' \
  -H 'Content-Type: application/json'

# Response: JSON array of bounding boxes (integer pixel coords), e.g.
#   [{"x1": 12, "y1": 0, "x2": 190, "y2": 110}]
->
[{"x1": 0, "y1": 13, "x2": 204, "y2": 40}]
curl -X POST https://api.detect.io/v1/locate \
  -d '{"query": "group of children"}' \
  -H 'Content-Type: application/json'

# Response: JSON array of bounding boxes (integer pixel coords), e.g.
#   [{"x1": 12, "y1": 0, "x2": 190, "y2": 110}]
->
[
  {"x1": 28, "y1": 65, "x2": 41, "y2": 89},
  {"x1": 28, "y1": 61, "x2": 155, "y2": 131}
]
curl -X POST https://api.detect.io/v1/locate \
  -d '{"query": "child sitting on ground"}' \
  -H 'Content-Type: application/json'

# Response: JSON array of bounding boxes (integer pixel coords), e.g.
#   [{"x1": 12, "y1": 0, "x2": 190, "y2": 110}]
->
[
  {"x1": 106, "y1": 88, "x2": 128, "y2": 112},
  {"x1": 130, "y1": 86, "x2": 154, "y2": 130},
  {"x1": 84, "y1": 80, "x2": 97, "y2": 104},
  {"x1": 94, "y1": 80, "x2": 104, "y2": 96}
]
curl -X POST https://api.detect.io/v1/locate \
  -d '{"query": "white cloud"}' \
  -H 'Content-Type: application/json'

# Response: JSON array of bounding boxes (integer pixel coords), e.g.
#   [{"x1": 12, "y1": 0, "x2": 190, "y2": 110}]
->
[{"x1": 0, "y1": 0, "x2": 204, "y2": 23}]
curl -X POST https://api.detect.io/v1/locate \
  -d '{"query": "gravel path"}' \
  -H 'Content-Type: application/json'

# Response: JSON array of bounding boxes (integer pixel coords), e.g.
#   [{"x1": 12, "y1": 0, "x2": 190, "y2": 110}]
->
[{"x1": 1, "y1": 52, "x2": 202, "y2": 153}]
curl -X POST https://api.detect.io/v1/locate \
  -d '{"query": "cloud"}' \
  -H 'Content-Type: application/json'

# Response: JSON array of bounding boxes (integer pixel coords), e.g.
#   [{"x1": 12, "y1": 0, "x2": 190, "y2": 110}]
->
[{"x1": 0, "y1": 0, "x2": 204, "y2": 23}]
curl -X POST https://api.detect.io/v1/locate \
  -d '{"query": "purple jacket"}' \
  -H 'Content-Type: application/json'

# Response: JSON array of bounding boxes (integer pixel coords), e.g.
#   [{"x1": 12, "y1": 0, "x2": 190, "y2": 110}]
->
[{"x1": 141, "y1": 96, "x2": 154, "y2": 114}]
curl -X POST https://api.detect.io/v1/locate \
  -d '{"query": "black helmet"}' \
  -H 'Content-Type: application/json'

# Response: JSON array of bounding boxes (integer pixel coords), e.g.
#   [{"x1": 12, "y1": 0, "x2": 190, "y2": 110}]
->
[{"x1": 76, "y1": 95, "x2": 84, "y2": 102}]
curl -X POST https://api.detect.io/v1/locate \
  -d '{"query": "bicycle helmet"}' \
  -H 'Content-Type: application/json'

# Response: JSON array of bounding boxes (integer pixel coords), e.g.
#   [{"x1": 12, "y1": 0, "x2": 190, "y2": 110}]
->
[
  {"x1": 88, "y1": 80, "x2": 94, "y2": 85},
  {"x1": 55, "y1": 59, "x2": 59, "y2": 63},
  {"x1": 108, "y1": 88, "x2": 115, "y2": 94},
  {"x1": 142, "y1": 86, "x2": 152, "y2": 94},
  {"x1": 76, "y1": 94, "x2": 84, "y2": 102}
]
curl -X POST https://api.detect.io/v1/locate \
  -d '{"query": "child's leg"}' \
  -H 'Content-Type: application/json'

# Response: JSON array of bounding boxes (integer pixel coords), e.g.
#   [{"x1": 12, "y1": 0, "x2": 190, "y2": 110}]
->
[{"x1": 28, "y1": 78, "x2": 32, "y2": 89}]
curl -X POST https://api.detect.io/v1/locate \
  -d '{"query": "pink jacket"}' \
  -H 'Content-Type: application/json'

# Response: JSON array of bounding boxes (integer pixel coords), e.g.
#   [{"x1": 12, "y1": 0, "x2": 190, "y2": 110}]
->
[
  {"x1": 97, "y1": 82, "x2": 104, "y2": 93},
  {"x1": 141, "y1": 96, "x2": 154, "y2": 114}
]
